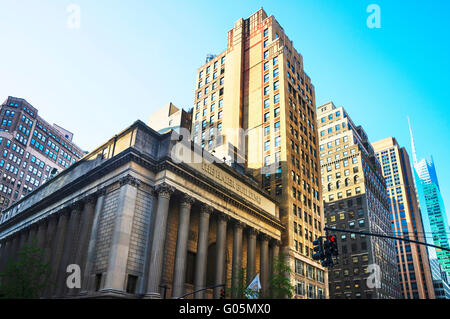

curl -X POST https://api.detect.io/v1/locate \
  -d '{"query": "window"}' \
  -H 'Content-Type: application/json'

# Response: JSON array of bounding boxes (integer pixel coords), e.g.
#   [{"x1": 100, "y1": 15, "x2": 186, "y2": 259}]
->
[
  {"x1": 273, "y1": 56, "x2": 278, "y2": 66},
  {"x1": 263, "y1": 28, "x2": 268, "y2": 37},
  {"x1": 275, "y1": 136, "x2": 281, "y2": 147},
  {"x1": 264, "y1": 86, "x2": 270, "y2": 95},
  {"x1": 264, "y1": 73, "x2": 269, "y2": 83},
  {"x1": 218, "y1": 111, "x2": 223, "y2": 119},
  {"x1": 274, "y1": 93, "x2": 280, "y2": 104},
  {"x1": 273, "y1": 81, "x2": 279, "y2": 90},
  {"x1": 264, "y1": 112, "x2": 270, "y2": 123},
  {"x1": 264, "y1": 62, "x2": 269, "y2": 71},
  {"x1": 264, "y1": 140, "x2": 270, "y2": 151},
  {"x1": 274, "y1": 121, "x2": 280, "y2": 132},
  {"x1": 274, "y1": 107, "x2": 280, "y2": 118},
  {"x1": 264, "y1": 99, "x2": 270, "y2": 109},
  {"x1": 264, "y1": 50, "x2": 269, "y2": 59},
  {"x1": 273, "y1": 68, "x2": 279, "y2": 77}
]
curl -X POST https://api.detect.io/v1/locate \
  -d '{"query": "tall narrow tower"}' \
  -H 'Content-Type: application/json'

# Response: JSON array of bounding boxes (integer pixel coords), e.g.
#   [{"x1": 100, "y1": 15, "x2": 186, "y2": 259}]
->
[
  {"x1": 191, "y1": 9, "x2": 327, "y2": 298},
  {"x1": 408, "y1": 120, "x2": 450, "y2": 275}
]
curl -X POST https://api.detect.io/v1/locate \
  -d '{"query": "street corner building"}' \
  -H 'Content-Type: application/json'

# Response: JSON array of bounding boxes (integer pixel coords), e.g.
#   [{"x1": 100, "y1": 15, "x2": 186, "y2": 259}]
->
[{"x1": 0, "y1": 120, "x2": 284, "y2": 299}]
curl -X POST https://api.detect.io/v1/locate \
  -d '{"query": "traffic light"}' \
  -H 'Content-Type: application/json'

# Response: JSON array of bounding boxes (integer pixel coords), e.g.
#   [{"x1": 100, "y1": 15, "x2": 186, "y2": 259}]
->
[
  {"x1": 322, "y1": 237, "x2": 332, "y2": 267},
  {"x1": 220, "y1": 288, "x2": 225, "y2": 299},
  {"x1": 328, "y1": 235, "x2": 339, "y2": 257},
  {"x1": 312, "y1": 237, "x2": 324, "y2": 261}
]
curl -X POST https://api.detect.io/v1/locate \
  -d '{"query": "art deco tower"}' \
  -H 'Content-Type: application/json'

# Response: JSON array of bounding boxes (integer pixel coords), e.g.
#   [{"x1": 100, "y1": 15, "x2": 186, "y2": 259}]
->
[{"x1": 191, "y1": 9, "x2": 327, "y2": 298}]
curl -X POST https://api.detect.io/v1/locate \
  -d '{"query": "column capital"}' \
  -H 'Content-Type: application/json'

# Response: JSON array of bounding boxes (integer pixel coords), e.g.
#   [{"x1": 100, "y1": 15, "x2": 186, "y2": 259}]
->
[
  {"x1": 70, "y1": 200, "x2": 84, "y2": 212},
  {"x1": 270, "y1": 238, "x2": 282, "y2": 247},
  {"x1": 155, "y1": 183, "x2": 175, "y2": 198},
  {"x1": 60, "y1": 206, "x2": 72, "y2": 217},
  {"x1": 233, "y1": 220, "x2": 246, "y2": 229},
  {"x1": 84, "y1": 193, "x2": 98, "y2": 205},
  {"x1": 216, "y1": 213, "x2": 230, "y2": 222},
  {"x1": 180, "y1": 194, "x2": 195, "y2": 207},
  {"x1": 96, "y1": 186, "x2": 108, "y2": 197},
  {"x1": 247, "y1": 227, "x2": 259, "y2": 236},
  {"x1": 259, "y1": 233, "x2": 270, "y2": 242},
  {"x1": 119, "y1": 175, "x2": 141, "y2": 187},
  {"x1": 200, "y1": 204, "x2": 214, "y2": 215}
]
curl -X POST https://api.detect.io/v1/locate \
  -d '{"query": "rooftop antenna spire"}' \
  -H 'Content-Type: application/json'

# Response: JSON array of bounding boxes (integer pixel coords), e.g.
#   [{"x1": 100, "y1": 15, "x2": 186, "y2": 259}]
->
[{"x1": 408, "y1": 116, "x2": 418, "y2": 164}]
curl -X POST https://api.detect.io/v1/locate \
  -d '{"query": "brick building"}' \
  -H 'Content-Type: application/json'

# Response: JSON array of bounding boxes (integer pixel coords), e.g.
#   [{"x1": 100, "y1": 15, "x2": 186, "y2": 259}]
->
[{"x1": 0, "y1": 96, "x2": 85, "y2": 211}]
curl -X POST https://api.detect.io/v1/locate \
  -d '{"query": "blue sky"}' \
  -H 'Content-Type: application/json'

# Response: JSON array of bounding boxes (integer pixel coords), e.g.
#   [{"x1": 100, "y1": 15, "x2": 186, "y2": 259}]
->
[{"x1": 1, "y1": 0, "x2": 449, "y2": 219}]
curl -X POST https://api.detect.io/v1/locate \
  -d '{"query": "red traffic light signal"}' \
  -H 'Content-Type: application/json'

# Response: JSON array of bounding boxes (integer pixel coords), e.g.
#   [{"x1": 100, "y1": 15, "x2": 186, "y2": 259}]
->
[{"x1": 328, "y1": 235, "x2": 336, "y2": 242}]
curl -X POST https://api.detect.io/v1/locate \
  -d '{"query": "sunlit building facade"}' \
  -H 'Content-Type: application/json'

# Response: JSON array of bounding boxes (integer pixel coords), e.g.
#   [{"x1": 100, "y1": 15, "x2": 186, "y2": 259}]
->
[
  {"x1": 191, "y1": 8, "x2": 327, "y2": 298},
  {"x1": 318, "y1": 102, "x2": 401, "y2": 299}
]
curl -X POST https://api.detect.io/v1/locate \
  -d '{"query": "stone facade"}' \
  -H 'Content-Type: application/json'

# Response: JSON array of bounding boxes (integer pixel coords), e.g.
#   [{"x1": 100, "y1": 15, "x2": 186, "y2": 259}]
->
[{"x1": 0, "y1": 120, "x2": 283, "y2": 299}]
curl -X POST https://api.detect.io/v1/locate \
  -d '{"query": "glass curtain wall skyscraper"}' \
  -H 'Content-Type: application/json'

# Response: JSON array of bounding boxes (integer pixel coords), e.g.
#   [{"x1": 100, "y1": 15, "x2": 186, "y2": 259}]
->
[{"x1": 409, "y1": 118, "x2": 450, "y2": 275}]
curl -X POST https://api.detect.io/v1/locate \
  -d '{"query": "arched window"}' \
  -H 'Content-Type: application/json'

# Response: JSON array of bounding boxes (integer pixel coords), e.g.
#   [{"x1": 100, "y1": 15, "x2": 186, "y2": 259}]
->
[
  {"x1": 328, "y1": 183, "x2": 332, "y2": 191},
  {"x1": 345, "y1": 178, "x2": 349, "y2": 187},
  {"x1": 354, "y1": 175, "x2": 359, "y2": 184},
  {"x1": 336, "y1": 181, "x2": 341, "y2": 189}
]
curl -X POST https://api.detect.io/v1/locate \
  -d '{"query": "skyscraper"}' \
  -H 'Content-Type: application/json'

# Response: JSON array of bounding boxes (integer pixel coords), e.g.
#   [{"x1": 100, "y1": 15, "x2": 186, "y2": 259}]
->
[
  {"x1": 429, "y1": 258, "x2": 450, "y2": 299},
  {"x1": 318, "y1": 101, "x2": 401, "y2": 299},
  {"x1": 409, "y1": 119, "x2": 450, "y2": 275},
  {"x1": 191, "y1": 9, "x2": 327, "y2": 298},
  {"x1": 0, "y1": 96, "x2": 85, "y2": 212},
  {"x1": 372, "y1": 137, "x2": 435, "y2": 299}
]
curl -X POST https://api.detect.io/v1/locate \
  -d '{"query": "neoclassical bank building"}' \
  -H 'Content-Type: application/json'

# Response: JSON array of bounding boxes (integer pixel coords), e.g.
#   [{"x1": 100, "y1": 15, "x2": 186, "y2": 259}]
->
[{"x1": 0, "y1": 121, "x2": 284, "y2": 299}]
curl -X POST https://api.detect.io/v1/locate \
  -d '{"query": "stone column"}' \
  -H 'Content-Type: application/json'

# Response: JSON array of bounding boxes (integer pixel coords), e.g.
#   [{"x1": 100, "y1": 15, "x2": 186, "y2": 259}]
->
[
  {"x1": 214, "y1": 214, "x2": 228, "y2": 299},
  {"x1": 9, "y1": 233, "x2": 20, "y2": 263},
  {"x1": 270, "y1": 240, "x2": 280, "y2": 298},
  {"x1": 271, "y1": 240, "x2": 280, "y2": 275},
  {"x1": 56, "y1": 203, "x2": 83, "y2": 297},
  {"x1": 27, "y1": 224, "x2": 38, "y2": 246},
  {"x1": 9, "y1": 232, "x2": 20, "y2": 261},
  {"x1": 171, "y1": 194, "x2": 195, "y2": 298},
  {"x1": 144, "y1": 183, "x2": 175, "y2": 298},
  {"x1": 46, "y1": 210, "x2": 69, "y2": 298},
  {"x1": 0, "y1": 239, "x2": 7, "y2": 273},
  {"x1": 17, "y1": 228, "x2": 29, "y2": 255},
  {"x1": 43, "y1": 215, "x2": 58, "y2": 266},
  {"x1": 102, "y1": 176, "x2": 140, "y2": 295},
  {"x1": 71, "y1": 195, "x2": 97, "y2": 296},
  {"x1": 137, "y1": 188, "x2": 157, "y2": 295},
  {"x1": 246, "y1": 228, "x2": 257, "y2": 285},
  {"x1": 194, "y1": 204, "x2": 213, "y2": 299},
  {"x1": 260, "y1": 234, "x2": 269, "y2": 298},
  {"x1": 82, "y1": 188, "x2": 106, "y2": 294},
  {"x1": 0, "y1": 237, "x2": 11, "y2": 273},
  {"x1": 231, "y1": 221, "x2": 244, "y2": 298},
  {"x1": 36, "y1": 220, "x2": 47, "y2": 250}
]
